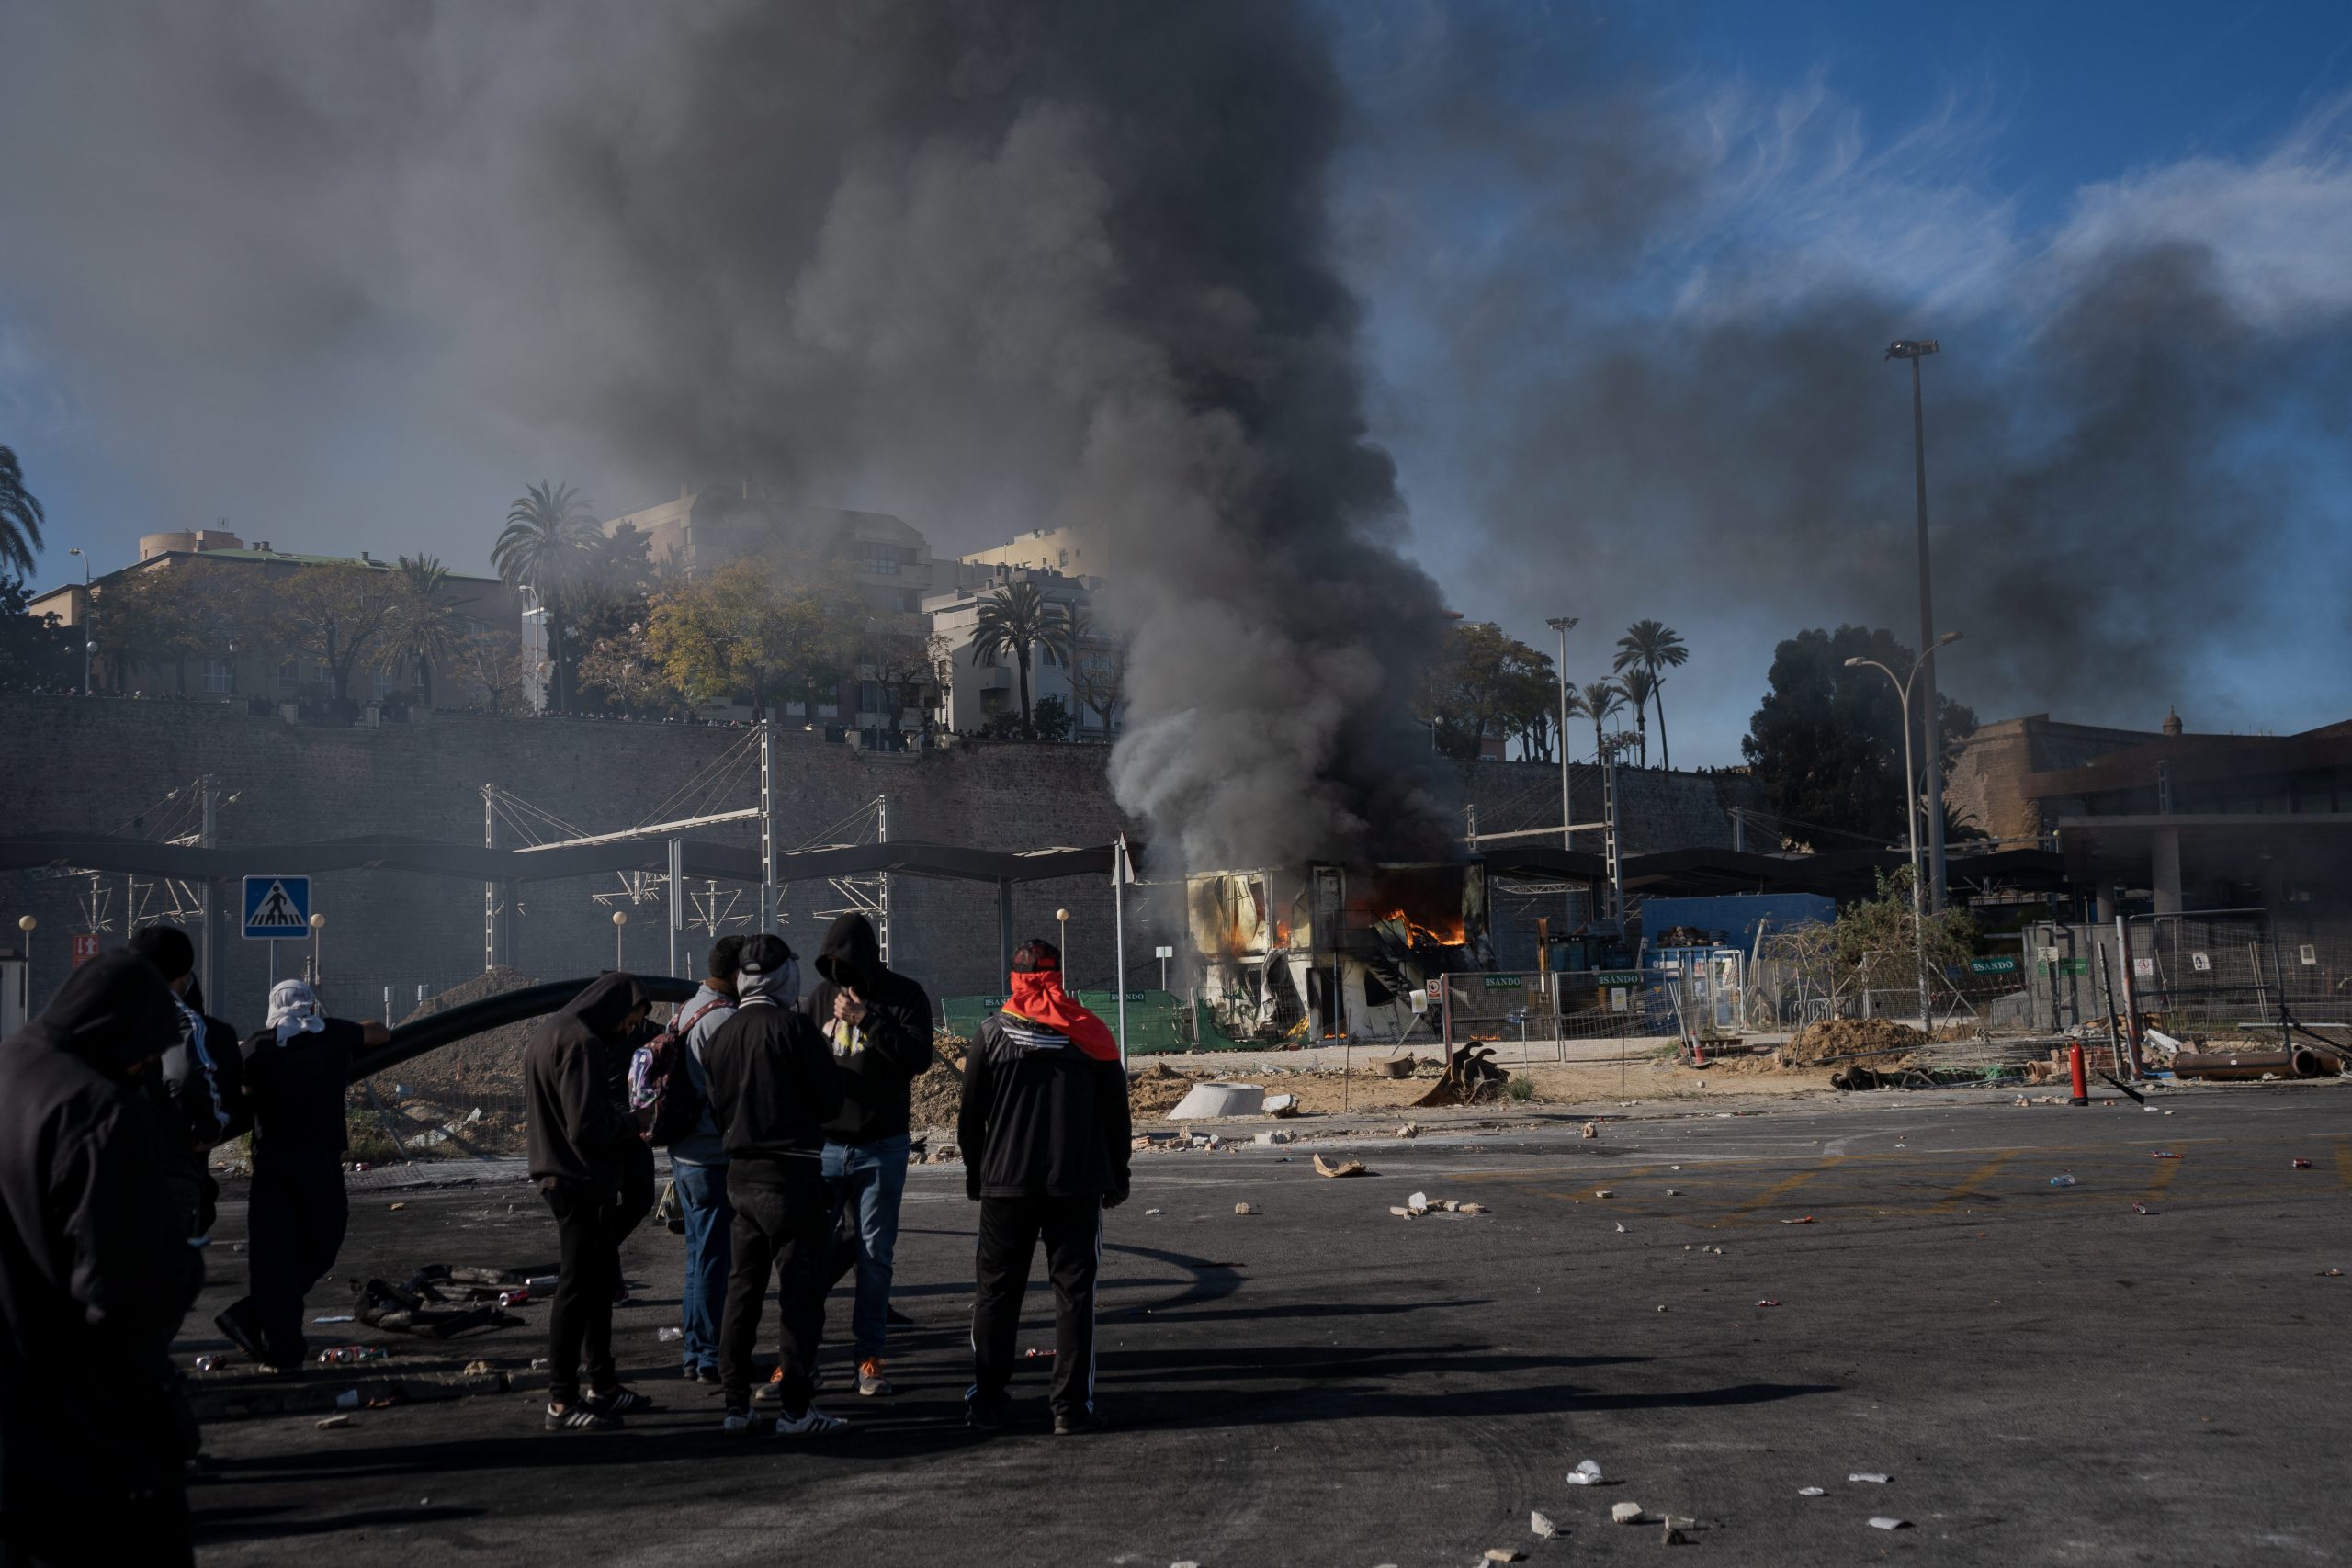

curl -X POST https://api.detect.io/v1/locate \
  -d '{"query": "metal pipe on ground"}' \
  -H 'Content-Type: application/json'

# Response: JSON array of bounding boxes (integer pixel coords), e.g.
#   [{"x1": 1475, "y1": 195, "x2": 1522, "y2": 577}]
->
[{"x1": 2169, "y1": 1048, "x2": 2337, "y2": 1081}]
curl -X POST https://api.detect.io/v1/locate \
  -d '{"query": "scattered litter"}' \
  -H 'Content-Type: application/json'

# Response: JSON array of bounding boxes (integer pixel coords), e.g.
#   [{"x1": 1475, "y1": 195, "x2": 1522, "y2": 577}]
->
[
  {"x1": 1754, "y1": 1299, "x2": 1781, "y2": 1308},
  {"x1": 1313, "y1": 1154, "x2": 1365, "y2": 1179},
  {"x1": 1848, "y1": 1472, "x2": 1890, "y2": 1484},
  {"x1": 2049, "y1": 1174, "x2": 2077, "y2": 1188},
  {"x1": 315, "y1": 1415, "x2": 353, "y2": 1430},
  {"x1": 1797, "y1": 1487, "x2": 1825, "y2": 1498},
  {"x1": 1782, "y1": 1216, "x2": 1816, "y2": 1225},
  {"x1": 334, "y1": 1389, "x2": 361, "y2": 1410},
  {"x1": 312, "y1": 1314, "x2": 355, "y2": 1325},
  {"x1": 1483, "y1": 1551, "x2": 1523, "y2": 1563},
  {"x1": 1595, "y1": 1189, "x2": 1615, "y2": 1199},
  {"x1": 2132, "y1": 1203, "x2": 2155, "y2": 1215},
  {"x1": 1567, "y1": 1460, "x2": 1604, "y2": 1485},
  {"x1": 2323, "y1": 1268, "x2": 2344, "y2": 1278},
  {"x1": 2149, "y1": 1150, "x2": 2181, "y2": 1160},
  {"x1": 1233, "y1": 1202, "x2": 1254, "y2": 1216},
  {"x1": 318, "y1": 1346, "x2": 386, "y2": 1365},
  {"x1": 2293, "y1": 1158, "x2": 2314, "y2": 1168},
  {"x1": 1396, "y1": 1122, "x2": 1420, "y2": 1139},
  {"x1": 388, "y1": 1202, "x2": 407, "y2": 1212},
  {"x1": 193, "y1": 1354, "x2": 225, "y2": 1372},
  {"x1": 462, "y1": 1359, "x2": 493, "y2": 1377},
  {"x1": 1613, "y1": 1223, "x2": 1627, "y2": 1235},
  {"x1": 1530, "y1": 1510, "x2": 1558, "y2": 1539},
  {"x1": 1389, "y1": 1206, "x2": 1413, "y2": 1218},
  {"x1": 657, "y1": 1326, "x2": 684, "y2": 1342},
  {"x1": 1023, "y1": 1348, "x2": 1057, "y2": 1359},
  {"x1": 2014, "y1": 1097, "x2": 2030, "y2": 1107},
  {"x1": 1582, "y1": 1122, "x2": 1600, "y2": 1139},
  {"x1": 1459, "y1": 1202, "x2": 1487, "y2": 1214},
  {"x1": 1611, "y1": 1503, "x2": 1645, "y2": 1525},
  {"x1": 1655, "y1": 1304, "x2": 1668, "y2": 1313},
  {"x1": 1144, "y1": 1207, "x2": 1163, "y2": 1215},
  {"x1": 1869, "y1": 1517, "x2": 1911, "y2": 1531}
]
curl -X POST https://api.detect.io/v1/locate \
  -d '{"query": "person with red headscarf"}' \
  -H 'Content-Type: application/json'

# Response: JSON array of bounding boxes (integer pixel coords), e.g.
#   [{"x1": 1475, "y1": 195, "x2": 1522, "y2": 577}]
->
[{"x1": 957, "y1": 939, "x2": 1131, "y2": 1435}]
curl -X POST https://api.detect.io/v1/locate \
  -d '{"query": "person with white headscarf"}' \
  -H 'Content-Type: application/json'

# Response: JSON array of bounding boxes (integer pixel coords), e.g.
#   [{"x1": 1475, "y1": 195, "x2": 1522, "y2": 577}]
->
[
  {"x1": 214, "y1": 980, "x2": 389, "y2": 1370},
  {"x1": 699, "y1": 934, "x2": 845, "y2": 1436}
]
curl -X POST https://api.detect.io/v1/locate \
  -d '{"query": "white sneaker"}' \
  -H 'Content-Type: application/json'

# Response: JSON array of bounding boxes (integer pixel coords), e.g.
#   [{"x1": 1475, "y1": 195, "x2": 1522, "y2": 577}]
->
[
  {"x1": 720, "y1": 1408, "x2": 753, "y2": 1433},
  {"x1": 774, "y1": 1404, "x2": 847, "y2": 1437}
]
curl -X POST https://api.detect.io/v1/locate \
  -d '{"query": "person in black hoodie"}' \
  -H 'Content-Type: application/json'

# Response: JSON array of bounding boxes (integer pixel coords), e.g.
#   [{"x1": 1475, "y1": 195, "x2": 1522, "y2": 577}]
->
[
  {"x1": 804, "y1": 913, "x2": 933, "y2": 1397},
  {"x1": 0, "y1": 950, "x2": 205, "y2": 1567},
  {"x1": 127, "y1": 925, "x2": 242, "y2": 1240},
  {"x1": 215, "y1": 979, "x2": 389, "y2": 1371},
  {"x1": 959, "y1": 940, "x2": 1131, "y2": 1436},
  {"x1": 701, "y1": 935, "x2": 845, "y2": 1436},
  {"x1": 523, "y1": 972, "x2": 652, "y2": 1431}
]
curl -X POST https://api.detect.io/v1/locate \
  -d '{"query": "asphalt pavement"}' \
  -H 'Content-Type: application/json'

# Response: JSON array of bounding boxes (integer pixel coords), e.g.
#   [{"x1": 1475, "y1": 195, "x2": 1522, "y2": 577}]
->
[{"x1": 181, "y1": 1080, "x2": 2352, "y2": 1565}]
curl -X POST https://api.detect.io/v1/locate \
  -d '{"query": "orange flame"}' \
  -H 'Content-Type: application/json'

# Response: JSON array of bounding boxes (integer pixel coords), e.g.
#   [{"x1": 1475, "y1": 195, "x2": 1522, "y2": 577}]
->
[{"x1": 1386, "y1": 908, "x2": 1467, "y2": 946}]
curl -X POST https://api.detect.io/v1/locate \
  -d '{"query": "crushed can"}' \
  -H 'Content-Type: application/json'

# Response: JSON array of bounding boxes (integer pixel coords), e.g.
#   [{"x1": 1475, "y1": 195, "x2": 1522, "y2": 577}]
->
[{"x1": 317, "y1": 1345, "x2": 388, "y2": 1365}]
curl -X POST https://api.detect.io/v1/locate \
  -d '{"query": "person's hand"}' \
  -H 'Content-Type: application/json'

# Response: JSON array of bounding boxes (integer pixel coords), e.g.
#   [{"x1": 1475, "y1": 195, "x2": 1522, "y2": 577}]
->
[
  {"x1": 965, "y1": 1179, "x2": 982, "y2": 1203},
  {"x1": 360, "y1": 1021, "x2": 392, "y2": 1048},
  {"x1": 1101, "y1": 1189, "x2": 1127, "y2": 1211},
  {"x1": 834, "y1": 988, "x2": 867, "y2": 1026}
]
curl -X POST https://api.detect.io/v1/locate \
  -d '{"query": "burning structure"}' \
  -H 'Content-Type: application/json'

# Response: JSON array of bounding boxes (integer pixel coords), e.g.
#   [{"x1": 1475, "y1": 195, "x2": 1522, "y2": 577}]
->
[{"x1": 1188, "y1": 863, "x2": 1494, "y2": 1043}]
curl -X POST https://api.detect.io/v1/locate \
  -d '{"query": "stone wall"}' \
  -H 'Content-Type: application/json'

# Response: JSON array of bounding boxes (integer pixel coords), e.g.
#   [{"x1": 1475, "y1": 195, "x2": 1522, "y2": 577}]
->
[
  {"x1": 1946, "y1": 714, "x2": 2164, "y2": 843},
  {"x1": 0, "y1": 694, "x2": 1761, "y2": 1020}
]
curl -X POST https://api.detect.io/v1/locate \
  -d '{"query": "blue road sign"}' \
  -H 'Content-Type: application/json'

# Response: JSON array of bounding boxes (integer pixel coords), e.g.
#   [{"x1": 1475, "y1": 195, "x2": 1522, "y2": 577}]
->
[{"x1": 242, "y1": 875, "x2": 312, "y2": 940}]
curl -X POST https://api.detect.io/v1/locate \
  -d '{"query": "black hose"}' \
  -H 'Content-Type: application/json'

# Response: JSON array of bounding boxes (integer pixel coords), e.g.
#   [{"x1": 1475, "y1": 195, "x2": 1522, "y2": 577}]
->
[{"x1": 345, "y1": 975, "x2": 698, "y2": 1084}]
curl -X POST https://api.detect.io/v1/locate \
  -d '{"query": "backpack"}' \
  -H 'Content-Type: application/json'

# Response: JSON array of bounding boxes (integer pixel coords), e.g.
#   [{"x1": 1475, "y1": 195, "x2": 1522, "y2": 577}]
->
[{"x1": 628, "y1": 998, "x2": 729, "y2": 1146}]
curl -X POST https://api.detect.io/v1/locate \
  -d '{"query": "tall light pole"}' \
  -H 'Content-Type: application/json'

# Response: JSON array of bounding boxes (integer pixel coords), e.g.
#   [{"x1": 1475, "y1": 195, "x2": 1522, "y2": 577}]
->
[
  {"x1": 1847, "y1": 630, "x2": 1961, "y2": 1032},
  {"x1": 1055, "y1": 907, "x2": 1069, "y2": 963},
  {"x1": 1545, "y1": 616, "x2": 1577, "y2": 849},
  {"x1": 308, "y1": 911, "x2": 326, "y2": 993},
  {"x1": 66, "y1": 547, "x2": 91, "y2": 694},
  {"x1": 612, "y1": 908, "x2": 628, "y2": 970},
  {"x1": 1886, "y1": 338, "x2": 1947, "y2": 910},
  {"x1": 16, "y1": 915, "x2": 33, "y2": 1019}
]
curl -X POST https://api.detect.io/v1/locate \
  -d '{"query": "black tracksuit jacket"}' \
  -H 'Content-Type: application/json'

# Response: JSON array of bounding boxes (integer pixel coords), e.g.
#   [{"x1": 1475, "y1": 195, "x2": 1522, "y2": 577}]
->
[
  {"x1": 803, "y1": 914, "x2": 934, "y2": 1145},
  {"x1": 958, "y1": 1011, "x2": 1132, "y2": 1201},
  {"x1": 704, "y1": 998, "x2": 843, "y2": 1175}
]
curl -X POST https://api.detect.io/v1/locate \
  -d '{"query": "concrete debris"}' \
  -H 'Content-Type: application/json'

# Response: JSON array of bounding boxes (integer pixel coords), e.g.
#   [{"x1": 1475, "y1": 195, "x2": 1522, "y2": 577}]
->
[
  {"x1": 1582, "y1": 1122, "x2": 1600, "y2": 1138},
  {"x1": 1389, "y1": 1206, "x2": 1413, "y2": 1218},
  {"x1": 1484, "y1": 1551, "x2": 1524, "y2": 1563},
  {"x1": 1408, "y1": 1190, "x2": 1430, "y2": 1214},
  {"x1": 1144, "y1": 1208, "x2": 1163, "y2": 1216},
  {"x1": 1530, "y1": 1509, "x2": 1558, "y2": 1539},
  {"x1": 1611, "y1": 1503, "x2": 1645, "y2": 1525},
  {"x1": 1797, "y1": 1487, "x2": 1825, "y2": 1498},
  {"x1": 1848, "y1": 1472, "x2": 1890, "y2": 1483},
  {"x1": 1167, "y1": 1082, "x2": 1265, "y2": 1120},
  {"x1": 1567, "y1": 1460, "x2": 1604, "y2": 1485},
  {"x1": 1253, "y1": 1130, "x2": 1292, "y2": 1145},
  {"x1": 315, "y1": 1415, "x2": 353, "y2": 1430},
  {"x1": 1869, "y1": 1517, "x2": 1911, "y2": 1530},
  {"x1": 1459, "y1": 1202, "x2": 1487, "y2": 1215},
  {"x1": 1396, "y1": 1122, "x2": 1421, "y2": 1139},
  {"x1": 1233, "y1": 1202, "x2": 1254, "y2": 1216},
  {"x1": 462, "y1": 1360, "x2": 493, "y2": 1377},
  {"x1": 1314, "y1": 1155, "x2": 1366, "y2": 1179},
  {"x1": 1265, "y1": 1093, "x2": 1299, "y2": 1117}
]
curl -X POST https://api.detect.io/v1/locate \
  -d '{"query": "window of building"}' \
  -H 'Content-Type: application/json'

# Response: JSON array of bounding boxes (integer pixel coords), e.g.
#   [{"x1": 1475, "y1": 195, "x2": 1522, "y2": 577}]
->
[
  {"x1": 861, "y1": 544, "x2": 903, "y2": 575},
  {"x1": 373, "y1": 669, "x2": 397, "y2": 701},
  {"x1": 202, "y1": 658, "x2": 234, "y2": 694}
]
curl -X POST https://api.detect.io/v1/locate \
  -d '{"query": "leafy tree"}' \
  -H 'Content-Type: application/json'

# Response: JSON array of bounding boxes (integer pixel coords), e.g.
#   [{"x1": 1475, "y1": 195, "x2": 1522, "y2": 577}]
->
[
  {"x1": 864, "y1": 625, "x2": 951, "y2": 736},
  {"x1": 1029, "y1": 694, "x2": 1075, "y2": 742},
  {"x1": 492, "y1": 481, "x2": 600, "y2": 712},
  {"x1": 262, "y1": 562, "x2": 400, "y2": 705},
  {"x1": 643, "y1": 558, "x2": 863, "y2": 716},
  {"x1": 1740, "y1": 625, "x2": 1978, "y2": 852},
  {"x1": 90, "y1": 568, "x2": 203, "y2": 693},
  {"x1": 0, "y1": 576, "x2": 72, "y2": 691},
  {"x1": 1414, "y1": 622, "x2": 1553, "y2": 761},
  {"x1": 1613, "y1": 619, "x2": 1689, "y2": 769},
  {"x1": 968, "y1": 579, "x2": 1076, "y2": 738},
  {"x1": 575, "y1": 621, "x2": 686, "y2": 716},
  {"x1": 387, "y1": 555, "x2": 468, "y2": 705},
  {"x1": 1834, "y1": 866, "x2": 1980, "y2": 999},
  {"x1": 0, "y1": 446, "x2": 43, "y2": 577},
  {"x1": 1069, "y1": 631, "x2": 1128, "y2": 739},
  {"x1": 1615, "y1": 665, "x2": 1656, "y2": 766}
]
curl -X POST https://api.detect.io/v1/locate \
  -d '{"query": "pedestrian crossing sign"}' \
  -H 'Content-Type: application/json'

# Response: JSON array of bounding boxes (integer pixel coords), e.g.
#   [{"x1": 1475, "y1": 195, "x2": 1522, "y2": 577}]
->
[{"x1": 243, "y1": 875, "x2": 311, "y2": 939}]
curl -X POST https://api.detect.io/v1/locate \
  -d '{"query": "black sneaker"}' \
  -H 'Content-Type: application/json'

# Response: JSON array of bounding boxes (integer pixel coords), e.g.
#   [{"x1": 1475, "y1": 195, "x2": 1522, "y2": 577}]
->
[
  {"x1": 1052, "y1": 1408, "x2": 1104, "y2": 1436},
  {"x1": 213, "y1": 1307, "x2": 265, "y2": 1362},
  {"x1": 967, "y1": 1394, "x2": 1009, "y2": 1434},
  {"x1": 695, "y1": 1366, "x2": 721, "y2": 1386},
  {"x1": 886, "y1": 1305, "x2": 916, "y2": 1327},
  {"x1": 546, "y1": 1403, "x2": 620, "y2": 1431},
  {"x1": 584, "y1": 1387, "x2": 654, "y2": 1416}
]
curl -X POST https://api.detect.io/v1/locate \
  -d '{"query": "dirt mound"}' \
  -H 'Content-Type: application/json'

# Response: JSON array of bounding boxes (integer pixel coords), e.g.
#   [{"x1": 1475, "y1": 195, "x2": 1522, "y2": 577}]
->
[
  {"x1": 1783, "y1": 1017, "x2": 1928, "y2": 1065},
  {"x1": 907, "y1": 1056, "x2": 1211, "y2": 1131},
  {"x1": 1128, "y1": 1061, "x2": 1200, "y2": 1115},
  {"x1": 374, "y1": 967, "x2": 544, "y2": 1103}
]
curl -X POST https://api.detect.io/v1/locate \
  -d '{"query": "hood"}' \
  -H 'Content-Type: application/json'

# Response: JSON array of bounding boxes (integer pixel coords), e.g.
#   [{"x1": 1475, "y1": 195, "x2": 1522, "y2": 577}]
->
[
  {"x1": 813, "y1": 913, "x2": 882, "y2": 989},
  {"x1": 559, "y1": 972, "x2": 650, "y2": 1041},
  {"x1": 266, "y1": 978, "x2": 329, "y2": 1043},
  {"x1": 7, "y1": 950, "x2": 181, "y2": 1078},
  {"x1": 736, "y1": 934, "x2": 801, "y2": 1008}
]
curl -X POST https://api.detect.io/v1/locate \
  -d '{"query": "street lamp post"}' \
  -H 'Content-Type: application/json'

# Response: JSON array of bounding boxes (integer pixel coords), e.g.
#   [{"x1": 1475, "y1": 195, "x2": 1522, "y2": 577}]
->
[
  {"x1": 1847, "y1": 630, "x2": 1962, "y2": 1032},
  {"x1": 1886, "y1": 338, "x2": 1947, "y2": 910},
  {"x1": 66, "y1": 547, "x2": 91, "y2": 695},
  {"x1": 613, "y1": 909, "x2": 628, "y2": 970},
  {"x1": 308, "y1": 911, "x2": 326, "y2": 993},
  {"x1": 1055, "y1": 908, "x2": 1069, "y2": 964},
  {"x1": 15, "y1": 915, "x2": 33, "y2": 1019},
  {"x1": 1545, "y1": 616, "x2": 1577, "y2": 849}
]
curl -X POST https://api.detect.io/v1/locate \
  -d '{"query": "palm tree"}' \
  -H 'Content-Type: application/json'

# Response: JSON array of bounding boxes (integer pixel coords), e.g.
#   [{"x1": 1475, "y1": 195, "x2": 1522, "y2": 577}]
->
[
  {"x1": 389, "y1": 555, "x2": 467, "y2": 705},
  {"x1": 1574, "y1": 680, "x2": 1625, "y2": 762},
  {"x1": 0, "y1": 445, "x2": 45, "y2": 577},
  {"x1": 1616, "y1": 666, "x2": 1655, "y2": 765},
  {"x1": 1613, "y1": 619, "x2": 1690, "y2": 769},
  {"x1": 967, "y1": 580, "x2": 1076, "y2": 737},
  {"x1": 492, "y1": 481, "x2": 600, "y2": 712}
]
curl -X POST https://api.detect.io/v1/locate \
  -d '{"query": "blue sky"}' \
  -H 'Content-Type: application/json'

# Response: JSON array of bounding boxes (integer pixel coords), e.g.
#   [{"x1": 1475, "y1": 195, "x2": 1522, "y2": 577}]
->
[{"x1": 7, "y1": 1, "x2": 2352, "y2": 762}]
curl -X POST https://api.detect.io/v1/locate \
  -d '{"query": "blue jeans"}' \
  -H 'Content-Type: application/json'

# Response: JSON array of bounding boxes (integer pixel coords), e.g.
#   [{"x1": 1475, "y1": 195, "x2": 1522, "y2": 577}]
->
[
  {"x1": 822, "y1": 1135, "x2": 910, "y2": 1361},
  {"x1": 672, "y1": 1157, "x2": 732, "y2": 1373}
]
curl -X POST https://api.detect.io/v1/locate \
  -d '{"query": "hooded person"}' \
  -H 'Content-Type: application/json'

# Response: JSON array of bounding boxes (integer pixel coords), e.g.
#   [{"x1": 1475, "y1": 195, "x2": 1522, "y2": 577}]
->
[
  {"x1": 523, "y1": 971, "x2": 653, "y2": 1431},
  {"x1": 700, "y1": 934, "x2": 847, "y2": 1435},
  {"x1": 667, "y1": 935, "x2": 744, "y2": 1384},
  {"x1": 803, "y1": 913, "x2": 933, "y2": 1397},
  {"x1": 126, "y1": 924, "x2": 243, "y2": 1239},
  {"x1": 0, "y1": 951, "x2": 205, "y2": 1567},
  {"x1": 215, "y1": 980, "x2": 390, "y2": 1371},
  {"x1": 958, "y1": 940, "x2": 1130, "y2": 1436}
]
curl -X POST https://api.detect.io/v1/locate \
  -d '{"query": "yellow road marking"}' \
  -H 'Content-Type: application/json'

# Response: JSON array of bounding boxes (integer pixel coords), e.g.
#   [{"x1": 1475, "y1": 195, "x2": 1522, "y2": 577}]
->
[
  {"x1": 1933, "y1": 1152, "x2": 2018, "y2": 1212},
  {"x1": 2140, "y1": 1158, "x2": 2183, "y2": 1205},
  {"x1": 1729, "y1": 1157, "x2": 1842, "y2": 1215}
]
